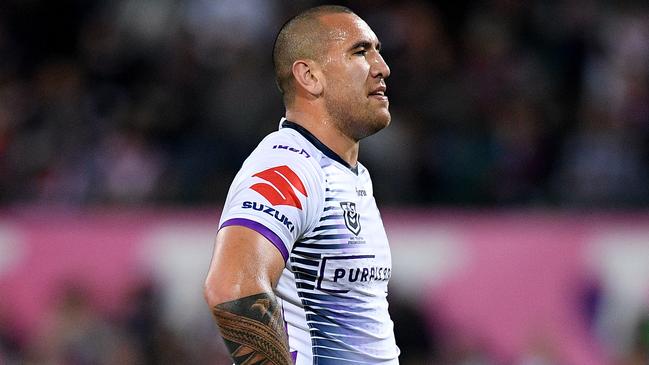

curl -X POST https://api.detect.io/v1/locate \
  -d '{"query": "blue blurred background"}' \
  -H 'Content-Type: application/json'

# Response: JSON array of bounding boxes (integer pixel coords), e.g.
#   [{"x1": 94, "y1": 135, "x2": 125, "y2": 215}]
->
[{"x1": 0, "y1": 0, "x2": 648, "y2": 364}]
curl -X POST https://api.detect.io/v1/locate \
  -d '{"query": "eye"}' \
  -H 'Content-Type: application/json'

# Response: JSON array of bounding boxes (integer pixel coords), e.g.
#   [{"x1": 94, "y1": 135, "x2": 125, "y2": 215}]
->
[{"x1": 354, "y1": 49, "x2": 367, "y2": 56}]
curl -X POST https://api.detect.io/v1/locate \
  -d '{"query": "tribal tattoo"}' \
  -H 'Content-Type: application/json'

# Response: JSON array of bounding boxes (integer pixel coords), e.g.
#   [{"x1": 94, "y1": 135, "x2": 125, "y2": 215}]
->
[{"x1": 212, "y1": 292, "x2": 293, "y2": 365}]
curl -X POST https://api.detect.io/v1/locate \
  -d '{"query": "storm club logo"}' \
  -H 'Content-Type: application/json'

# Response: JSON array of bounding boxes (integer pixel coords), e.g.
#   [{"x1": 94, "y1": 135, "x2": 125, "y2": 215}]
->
[{"x1": 340, "y1": 201, "x2": 361, "y2": 236}]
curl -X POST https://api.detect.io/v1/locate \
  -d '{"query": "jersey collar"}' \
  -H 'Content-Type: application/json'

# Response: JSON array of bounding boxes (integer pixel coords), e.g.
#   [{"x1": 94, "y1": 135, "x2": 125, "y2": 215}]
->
[{"x1": 281, "y1": 119, "x2": 359, "y2": 175}]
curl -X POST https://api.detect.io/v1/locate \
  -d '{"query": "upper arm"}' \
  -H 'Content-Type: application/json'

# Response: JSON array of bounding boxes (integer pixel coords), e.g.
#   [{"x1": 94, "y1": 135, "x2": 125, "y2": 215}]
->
[
  {"x1": 205, "y1": 135, "x2": 324, "y2": 305},
  {"x1": 219, "y1": 160, "x2": 323, "y2": 257},
  {"x1": 204, "y1": 225, "x2": 286, "y2": 307}
]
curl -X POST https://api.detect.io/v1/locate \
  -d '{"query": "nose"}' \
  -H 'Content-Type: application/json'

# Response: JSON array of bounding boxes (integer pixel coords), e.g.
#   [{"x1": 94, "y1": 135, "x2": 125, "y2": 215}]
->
[{"x1": 370, "y1": 52, "x2": 390, "y2": 79}]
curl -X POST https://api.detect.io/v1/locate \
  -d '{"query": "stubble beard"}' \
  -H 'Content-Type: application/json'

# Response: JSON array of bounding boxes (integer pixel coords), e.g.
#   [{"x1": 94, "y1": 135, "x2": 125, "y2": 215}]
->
[{"x1": 325, "y1": 96, "x2": 391, "y2": 142}]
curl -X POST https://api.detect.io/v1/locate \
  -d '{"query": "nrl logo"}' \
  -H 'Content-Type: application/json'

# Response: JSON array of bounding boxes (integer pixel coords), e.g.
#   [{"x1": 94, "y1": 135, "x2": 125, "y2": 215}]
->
[{"x1": 340, "y1": 202, "x2": 361, "y2": 236}]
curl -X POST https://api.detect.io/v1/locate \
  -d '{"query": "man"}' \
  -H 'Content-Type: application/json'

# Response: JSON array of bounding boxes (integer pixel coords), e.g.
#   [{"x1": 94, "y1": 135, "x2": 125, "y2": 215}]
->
[{"x1": 204, "y1": 5, "x2": 399, "y2": 364}]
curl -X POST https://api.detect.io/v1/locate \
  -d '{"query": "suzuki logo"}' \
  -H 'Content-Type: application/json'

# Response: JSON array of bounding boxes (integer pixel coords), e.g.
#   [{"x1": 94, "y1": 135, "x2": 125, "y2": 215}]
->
[{"x1": 250, "y1": 165, "x2": 308, "y2": 209}]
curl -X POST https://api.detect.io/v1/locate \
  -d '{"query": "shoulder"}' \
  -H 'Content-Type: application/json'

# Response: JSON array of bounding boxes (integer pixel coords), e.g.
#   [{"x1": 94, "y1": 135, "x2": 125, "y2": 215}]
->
[
  {"x1": 261, "y1": 130, "x2": 316, "y2": 157},
  {"x1": 221, "y1": 128, "x2": 328, "y2": 243},
  {"x1": 242, "y1": 129, "x2": 325, "y2": 180},
  {"x1": 231, "y1": 129, "x2": 327, "y2": 206}
]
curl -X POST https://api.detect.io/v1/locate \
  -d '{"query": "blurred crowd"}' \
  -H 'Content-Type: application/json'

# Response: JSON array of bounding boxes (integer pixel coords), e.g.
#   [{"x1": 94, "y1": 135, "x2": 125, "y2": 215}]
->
[
  {"x1": 0, "y1": 0, "x2": 648, "y2": 208},
  {"x1": 1, "y1": 279, "x2": 648, "y2": 365},
  {"x1": 0, "y1": 281, "x2": 233, "y2": 365}
]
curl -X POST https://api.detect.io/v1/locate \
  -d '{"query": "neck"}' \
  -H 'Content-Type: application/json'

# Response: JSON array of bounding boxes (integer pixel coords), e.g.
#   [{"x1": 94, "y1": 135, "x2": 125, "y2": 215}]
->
[{"x1": 285, "y1": 109, "x2": 359, "y2": 167}]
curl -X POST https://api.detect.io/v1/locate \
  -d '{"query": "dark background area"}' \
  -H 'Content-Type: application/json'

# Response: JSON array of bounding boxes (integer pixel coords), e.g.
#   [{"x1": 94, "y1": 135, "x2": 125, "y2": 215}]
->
[{"x1": 1, "y1": 0, "x2": 647, "y2": 209}]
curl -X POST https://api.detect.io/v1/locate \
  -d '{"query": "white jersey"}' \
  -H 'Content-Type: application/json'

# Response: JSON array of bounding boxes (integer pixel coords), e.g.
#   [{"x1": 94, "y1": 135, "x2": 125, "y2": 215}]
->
[{"x1": 219, "y1": 119, "x2": 400, "y2": 364}]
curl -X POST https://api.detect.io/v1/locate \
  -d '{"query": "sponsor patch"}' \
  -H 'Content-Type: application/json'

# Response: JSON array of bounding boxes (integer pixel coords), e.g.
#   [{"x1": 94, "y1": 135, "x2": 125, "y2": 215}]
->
[
  {"x1": 272, "y1": 145, "x2": 311, "y2": 158},
  {"x1": 242, "y1": 201, "x2": 296, "y2": 232},
  {"x1": 316, "y1": 255, "x2": 391, "y2": 293},
  {"x1": 250, "y1": 165, "x2": 307, "y2": 209}
]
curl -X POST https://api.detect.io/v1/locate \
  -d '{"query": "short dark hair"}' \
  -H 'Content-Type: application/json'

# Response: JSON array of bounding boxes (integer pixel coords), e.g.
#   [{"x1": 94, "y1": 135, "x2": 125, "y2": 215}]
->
[{"x1": 272, "y1": 5, "x2": 355, "y2": 105}]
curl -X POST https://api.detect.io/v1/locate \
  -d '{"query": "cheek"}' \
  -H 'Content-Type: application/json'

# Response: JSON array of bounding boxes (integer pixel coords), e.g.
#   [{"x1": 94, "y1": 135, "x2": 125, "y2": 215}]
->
[
  {"x1": 326, "y1": 62, "x2": 369, "y2": 98},
  {"x1": 341, "y1": 66, "x2": 369, "y2": 97},
  {"x1": 350, "y1": 62, "x2": 370, "y2": 82}
]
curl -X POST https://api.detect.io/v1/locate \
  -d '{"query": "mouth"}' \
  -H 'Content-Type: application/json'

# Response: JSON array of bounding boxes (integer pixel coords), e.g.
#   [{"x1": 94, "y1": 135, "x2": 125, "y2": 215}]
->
[{"x1": 368, "y1": 86, "x2": 388, "y2": 102}]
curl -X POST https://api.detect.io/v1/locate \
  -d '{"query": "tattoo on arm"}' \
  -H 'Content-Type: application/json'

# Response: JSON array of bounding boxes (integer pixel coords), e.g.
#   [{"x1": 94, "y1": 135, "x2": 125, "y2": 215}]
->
[{"x1": 212, "y1": 292, "x2": 292, "y2": 365}]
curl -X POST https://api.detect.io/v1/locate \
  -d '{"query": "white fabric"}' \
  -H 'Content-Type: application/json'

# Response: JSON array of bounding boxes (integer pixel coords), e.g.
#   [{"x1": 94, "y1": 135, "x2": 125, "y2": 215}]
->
[{"x1": 219, "y1": 120, "x2": 400, "y2": 364}]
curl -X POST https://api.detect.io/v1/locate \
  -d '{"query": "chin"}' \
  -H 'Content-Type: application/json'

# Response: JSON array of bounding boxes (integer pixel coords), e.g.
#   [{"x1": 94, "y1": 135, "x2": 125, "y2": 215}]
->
[
  {"x1": 358, "y1": 112, "x2": 391, "y2": 140},
  {"x1": 375, "y1": 109, "x2": 392, "y2": 129}
]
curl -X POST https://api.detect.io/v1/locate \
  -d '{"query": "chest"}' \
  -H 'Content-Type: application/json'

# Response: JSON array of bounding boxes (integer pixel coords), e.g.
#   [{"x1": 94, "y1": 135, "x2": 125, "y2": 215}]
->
[{"x1": 290, "y1": 168, "x2": 392, "y2": 293}]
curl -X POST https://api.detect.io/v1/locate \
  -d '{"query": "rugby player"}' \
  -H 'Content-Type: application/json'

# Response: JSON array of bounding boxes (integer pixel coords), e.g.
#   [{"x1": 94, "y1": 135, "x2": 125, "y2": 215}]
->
[{"x1": 204, "y1": 5, "x2": 399, "y2": 364}]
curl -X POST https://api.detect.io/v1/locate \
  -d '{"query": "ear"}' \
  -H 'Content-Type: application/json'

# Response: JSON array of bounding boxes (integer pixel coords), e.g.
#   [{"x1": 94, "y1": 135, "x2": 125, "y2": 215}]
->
[{"x1": 291, "y1": 60, "x2": 324, "y2": 96}]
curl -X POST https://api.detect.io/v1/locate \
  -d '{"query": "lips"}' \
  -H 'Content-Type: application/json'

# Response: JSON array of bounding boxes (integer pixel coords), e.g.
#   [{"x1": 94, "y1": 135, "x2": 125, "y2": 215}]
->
[
  {"x1": 369, "y1": 85, "x2": 386, "y2": 95},
  {"x1": 369, "y1": 85, "x2": 388, "y2": 100}
]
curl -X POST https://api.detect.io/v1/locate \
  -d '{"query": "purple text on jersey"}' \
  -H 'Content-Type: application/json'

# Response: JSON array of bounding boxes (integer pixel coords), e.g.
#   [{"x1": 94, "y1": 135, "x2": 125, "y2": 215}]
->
[{"x1": 272, "y1": 145, "x2": 311, "y2": 158}]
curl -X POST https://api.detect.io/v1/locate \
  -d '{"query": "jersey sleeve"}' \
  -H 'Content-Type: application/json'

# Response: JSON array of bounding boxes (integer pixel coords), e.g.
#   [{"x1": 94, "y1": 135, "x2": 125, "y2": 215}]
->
[{"x1": 218, "y1": 139, "x2": 324, "y2": 262}]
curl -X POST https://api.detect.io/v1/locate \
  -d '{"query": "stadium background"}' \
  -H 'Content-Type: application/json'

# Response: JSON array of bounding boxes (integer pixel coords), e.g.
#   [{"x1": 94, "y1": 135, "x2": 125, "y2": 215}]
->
[{"x1": 0, "y1": 0, "x2": 648, "y2": 364}]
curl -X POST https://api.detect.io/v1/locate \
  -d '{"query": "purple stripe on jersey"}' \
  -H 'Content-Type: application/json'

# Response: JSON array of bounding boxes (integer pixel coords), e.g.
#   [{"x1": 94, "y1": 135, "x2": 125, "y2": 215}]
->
[{"x1": 220, "y1": 218, "x2": 289, "y2": 262}]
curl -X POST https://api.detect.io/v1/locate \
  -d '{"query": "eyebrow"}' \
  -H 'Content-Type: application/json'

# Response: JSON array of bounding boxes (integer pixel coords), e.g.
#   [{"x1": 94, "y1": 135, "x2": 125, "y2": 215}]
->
[{"x1": 348, "y1": 40, "x2": 381, "y2": 52}]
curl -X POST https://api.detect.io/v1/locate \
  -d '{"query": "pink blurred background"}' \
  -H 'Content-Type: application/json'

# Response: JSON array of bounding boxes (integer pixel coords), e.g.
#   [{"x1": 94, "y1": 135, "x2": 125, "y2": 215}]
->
[{"x1": 2, "y1": 208, "x2": 649, "y2": 364}]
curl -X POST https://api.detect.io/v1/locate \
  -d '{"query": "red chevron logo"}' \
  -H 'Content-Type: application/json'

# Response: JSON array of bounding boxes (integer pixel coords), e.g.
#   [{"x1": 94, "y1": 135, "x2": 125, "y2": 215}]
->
[{"x1": 250, "y1": 165, "x2": 308, "y2": 209}]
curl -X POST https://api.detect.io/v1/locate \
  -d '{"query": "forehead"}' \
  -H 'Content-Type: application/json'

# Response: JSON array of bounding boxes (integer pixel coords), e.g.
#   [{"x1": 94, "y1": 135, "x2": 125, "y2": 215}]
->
[{"x1": 319, "y1": 13, "x2": 379, "y2": 48}]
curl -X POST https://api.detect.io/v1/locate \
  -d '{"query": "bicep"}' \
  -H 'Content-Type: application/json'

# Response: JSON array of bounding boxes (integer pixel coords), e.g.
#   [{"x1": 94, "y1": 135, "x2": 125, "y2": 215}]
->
[
  {"x1": 204, "y1": 225, "x2": 286, "y2": 306},
  {"x1": 204, "y1": 226, "x2": 293, "y2": 364}
]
